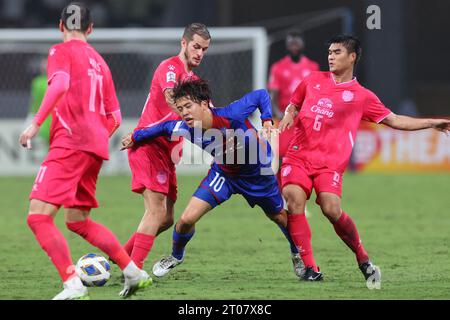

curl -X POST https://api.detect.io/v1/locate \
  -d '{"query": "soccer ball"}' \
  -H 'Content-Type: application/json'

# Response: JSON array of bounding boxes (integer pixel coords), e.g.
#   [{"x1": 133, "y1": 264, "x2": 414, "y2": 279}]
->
[{"x1": 75, "y1": 253, "x2": 111, "y2": 287}]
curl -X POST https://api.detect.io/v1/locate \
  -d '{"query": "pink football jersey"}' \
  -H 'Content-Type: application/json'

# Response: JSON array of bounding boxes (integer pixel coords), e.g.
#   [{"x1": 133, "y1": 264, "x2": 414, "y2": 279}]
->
[
  {"x1": 46, "y1": 39, "x2": 120, "y2": 160},
  {"x1": 136, "y1": 56, "x2": 199, "y2": 151},
  {"x1": 284, "y1": 71, "x2": 392, "y2": 172},
  {"x1": 268, "y1": 55, "x2": 319, "y2": 113}
]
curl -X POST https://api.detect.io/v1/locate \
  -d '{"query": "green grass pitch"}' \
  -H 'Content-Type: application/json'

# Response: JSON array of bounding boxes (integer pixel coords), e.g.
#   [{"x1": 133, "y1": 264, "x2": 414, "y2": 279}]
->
[{"x1": 0, "y1": 173, "x2": 449, "y2": 300}]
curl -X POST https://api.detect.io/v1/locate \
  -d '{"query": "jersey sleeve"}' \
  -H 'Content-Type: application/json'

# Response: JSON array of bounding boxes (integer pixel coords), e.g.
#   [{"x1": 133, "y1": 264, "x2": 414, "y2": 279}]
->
[
  {"x1": 47, "y1": 45, "x2": 71, "y2": 84},
  {"x1": 156, "y1": 60, "x2": 179, "y2": 93},
  {"x1": 133, "y1": 120, "x2": 189, "y2": 143},
  {"x1": 216, "y1": 89, "x2": 272, "y2": 123},
  {"x1": 362, "y1": 90, "x2": 393, "y2": 123},
  {"x1": 289, "y1": 76, "x2": 309, "y2": 108}
]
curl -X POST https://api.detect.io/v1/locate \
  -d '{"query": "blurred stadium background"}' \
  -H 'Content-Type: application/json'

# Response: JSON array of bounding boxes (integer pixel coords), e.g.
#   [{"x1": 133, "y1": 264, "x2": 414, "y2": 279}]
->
[
  {"x1": 0, "y1": 0, "x2": 449, "y2": 300},
  {"x1": 1, "y1": 0, "x2": 450, "y2": 174}
]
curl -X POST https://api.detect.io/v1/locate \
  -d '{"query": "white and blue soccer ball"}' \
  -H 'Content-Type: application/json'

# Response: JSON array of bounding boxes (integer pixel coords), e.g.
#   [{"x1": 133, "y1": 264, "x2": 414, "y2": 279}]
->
[{"x1": 75, "y1": 253, "x2": 111, "y2": 287}]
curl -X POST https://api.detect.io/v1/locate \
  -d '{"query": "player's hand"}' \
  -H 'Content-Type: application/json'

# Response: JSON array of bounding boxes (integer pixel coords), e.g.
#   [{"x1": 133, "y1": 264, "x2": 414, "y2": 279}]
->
[
  {"x1": 121, "y1": 132, "x2": 134, "y2": 150},
  {"x1": 19, "y1": 122, "x2": 40, "y2": 149},
  {"x1": 261, "y1": 120, "x2": 276, "y2": 141},
  {"x1": 432, "y1": 119, "x2": 450, "y2": 136},
  {"x1": 279, "y1": 113, "x2": 295, "y2": 132}
]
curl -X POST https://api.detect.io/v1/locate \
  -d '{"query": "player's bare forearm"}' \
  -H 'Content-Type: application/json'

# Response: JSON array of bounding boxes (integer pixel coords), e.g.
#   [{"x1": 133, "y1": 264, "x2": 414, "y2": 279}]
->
[
  {"x1": 382, "y1": 114, "x2": 450, "y2": 133},
  {"x1": 164, "y1": 89, "x2": 179, "y2": 114},
  {"x1": 279, "y1": 104, "x2": 299, "y2": 131}
]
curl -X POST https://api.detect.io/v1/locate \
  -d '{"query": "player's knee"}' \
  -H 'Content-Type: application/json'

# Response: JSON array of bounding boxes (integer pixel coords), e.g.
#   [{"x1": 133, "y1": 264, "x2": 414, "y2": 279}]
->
[
  {"x1": 320, "y1": 202, "x2": 341, "y2": 222},
  {"x1": 177, "y1": 215, "x2": 195, "y2": 232},
  {"x1": 282, "y1": 187, "x2": 306, "y2": 213},
  {"x1": 284, "y1": 194, "x2": 305, "y2": 213}
]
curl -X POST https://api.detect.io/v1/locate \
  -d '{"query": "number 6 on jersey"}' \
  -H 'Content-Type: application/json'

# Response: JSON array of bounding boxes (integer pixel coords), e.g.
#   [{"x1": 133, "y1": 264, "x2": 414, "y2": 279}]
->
[{"x1": 313, "y1": 114, "x2": 323, "y2": 131}]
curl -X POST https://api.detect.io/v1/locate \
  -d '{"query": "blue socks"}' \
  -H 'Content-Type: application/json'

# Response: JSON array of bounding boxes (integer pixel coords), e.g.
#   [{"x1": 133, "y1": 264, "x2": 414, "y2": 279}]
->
[
  {"x1": 277, "y1": 224, "x2": 299, "y2": 254},
  {"x1": 172, "y1": 227, "x2": 195, "y2": 260}
]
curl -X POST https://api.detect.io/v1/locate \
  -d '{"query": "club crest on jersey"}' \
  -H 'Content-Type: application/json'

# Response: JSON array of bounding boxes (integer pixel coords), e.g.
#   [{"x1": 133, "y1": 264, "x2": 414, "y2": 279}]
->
[
  {"x1": 282, "y1": 165, "x2": 292, "y2": 177},
  {"x1": 166, "y1": 71, "x2": 176, "y2": 83},
  {"x1": 156, "y1": 171, "x2": 168, "y2": 184},
  {"x1": 342, "y1": 90, "x2": 354, "y2": 102},
  {"x1": 311, "y1": 98, "x2": 334, "y2": 118},
  {"x1": 49, "y1": 48, "x2": 56, "y2": 56}
]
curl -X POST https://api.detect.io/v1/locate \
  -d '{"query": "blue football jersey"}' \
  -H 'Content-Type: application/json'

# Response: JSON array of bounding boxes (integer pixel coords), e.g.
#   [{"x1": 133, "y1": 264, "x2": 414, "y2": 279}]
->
[{"x1": 133, "y1": 89, "x2": 274, "y2": 176}]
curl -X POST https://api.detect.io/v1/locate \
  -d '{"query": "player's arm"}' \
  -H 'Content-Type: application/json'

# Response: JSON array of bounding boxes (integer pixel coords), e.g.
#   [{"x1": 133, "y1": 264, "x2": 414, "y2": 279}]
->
[
  {"x1": 20, "y1": 45, "x2": 71, "y2": 149},
  {"x1": 157, "y1": 60, "x2": 180, "y2": 115},
  {"x1": 121, "y1": 120, "x2": 187, "y2": 150},
  {"x1": 381, "y1": 113, "x2": 450, "y2": 133},
  {"x1": 221, "y1": 89, "x2": 273, "y2": 123},
  {"x1": 104, "y1": 70, "x2": 122, "y2": 137},
  {"x1": 164, "y1": 88, "x2": 178, "y2": 114},
  {"x1": 363, "y1": 89, "x2": 450, "y2": 134},
  {"x1": 279, "y1": 80, "x2": 306, "y2": 132}
]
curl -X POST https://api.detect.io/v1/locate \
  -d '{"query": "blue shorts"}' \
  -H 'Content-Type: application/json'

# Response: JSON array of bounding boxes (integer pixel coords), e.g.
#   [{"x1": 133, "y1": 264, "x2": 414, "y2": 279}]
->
[{"x1": 193, "y1": 165, "x2": 284, "y2": 215}]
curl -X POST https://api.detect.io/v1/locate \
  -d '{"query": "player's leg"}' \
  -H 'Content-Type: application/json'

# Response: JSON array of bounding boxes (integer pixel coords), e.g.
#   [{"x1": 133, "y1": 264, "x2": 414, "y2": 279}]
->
[
  {"x1": 265, "y1": 208, "x2": 306, "y2": 278},
  {"x1": 27, "y1": 200, "x2": 88, "y2": 300},
  {"x1": 315, "y1": 172, "x2": 380, "y2": 286},
  {"x1": 64, "y1": 208, "x2": 151, "y2": 296},
  {"x1": 27, "y1": 148, "x2": 90, "y2": 299},
  {"x1": 125, "y1": 190, "x2": 171, "y2": 270},
  {"x1": 280, "y1": 164, "x2": 321, "y2": 278},
  {"x1": 174, "y1": 196, "x2": 212, "y2": 254},
  {"x1": 65, "y1": 208, "x2": 135, "y2": 272},
  {"x1": 239, "y1": 172, "x2": 303, "y2": 272},
  {"x1": 152, "y1": 196, "x2": 213, "y2": 277},
  {"x1": 153, "y1": 167, "x2": 232, "y2": 277},
  {"x1": 124, "y1": 144, "x2": 175, "y2": 268},
  {"x1": 63, "y1": 151, "x2": 151, "y2": 297}
]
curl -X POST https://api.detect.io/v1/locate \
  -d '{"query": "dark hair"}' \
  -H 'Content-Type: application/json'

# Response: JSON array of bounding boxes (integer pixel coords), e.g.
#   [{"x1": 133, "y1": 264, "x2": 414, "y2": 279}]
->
[
  {"x1": 61, "y1": 2, "x2": 92, "y2": 33},
  {"x1": 286, "y1": 29, "x2": 304, "y2": 41},
  {"x1": 172, "y1": 79, "x2": 211, "y2": 104},
  {"x1": 182, "y1": 23, "x2": 211, "y2": 42},
  {"x1": 327, "y1": 34, "x2": 362, "y2": 65}
]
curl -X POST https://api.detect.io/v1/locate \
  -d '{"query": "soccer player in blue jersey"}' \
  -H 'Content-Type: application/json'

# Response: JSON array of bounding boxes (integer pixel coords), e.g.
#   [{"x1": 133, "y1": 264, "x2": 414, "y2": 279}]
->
[{"x1": 121, "y1": 79, "x2": 307, "y2": 279}]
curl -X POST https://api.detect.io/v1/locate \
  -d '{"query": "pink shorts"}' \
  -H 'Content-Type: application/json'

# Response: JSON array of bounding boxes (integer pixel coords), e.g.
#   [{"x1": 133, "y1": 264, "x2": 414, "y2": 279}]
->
[
  {"x1": 127, "y1": 142, "x2": 177, "y2": 202},
  {"x1": 280, "y1": 161, "x2": 343, "y2": 202},
  {"x1": 29, "y1": 147, "x2": 103, "y2": 209}
]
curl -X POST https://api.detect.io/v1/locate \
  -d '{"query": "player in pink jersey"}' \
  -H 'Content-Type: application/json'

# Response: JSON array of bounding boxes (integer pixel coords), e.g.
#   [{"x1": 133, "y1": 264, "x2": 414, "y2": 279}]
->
[
  {"x1": 18, "y1": 3, "x2": 151, "y2": 299},
  {"x1": 268, "y1": 30, "x2": 319, "y2": 120},
  {"x1": 279, "y1": 35, "x2": 450, "y2": 284},
  {"x1": 122, "y1": 23, "x2": 211, "y2": 270},
  {"x1": 268, "y1": 30, "x2": 320, "y2": 180}
]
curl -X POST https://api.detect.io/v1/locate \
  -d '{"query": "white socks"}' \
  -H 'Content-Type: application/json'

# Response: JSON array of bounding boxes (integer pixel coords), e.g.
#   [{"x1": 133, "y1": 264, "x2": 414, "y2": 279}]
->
[{"x1": 123, "y1": 261, "x2": 141, "y2": 278}]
